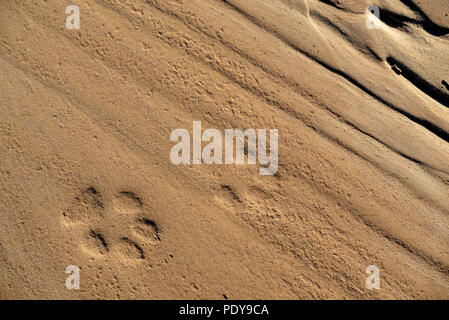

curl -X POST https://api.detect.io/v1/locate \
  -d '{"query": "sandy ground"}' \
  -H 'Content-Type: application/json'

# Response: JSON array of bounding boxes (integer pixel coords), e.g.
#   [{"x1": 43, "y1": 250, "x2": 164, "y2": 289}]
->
[{"x1": 0, "y1": 0, "x2": 448, "y2": 299}]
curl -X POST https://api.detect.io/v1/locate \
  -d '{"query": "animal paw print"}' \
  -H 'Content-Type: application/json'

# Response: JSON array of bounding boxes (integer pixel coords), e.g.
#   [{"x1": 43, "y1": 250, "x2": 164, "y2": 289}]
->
[{"x1": 62, "y1": 187, "x2": 161, "y2": 261}]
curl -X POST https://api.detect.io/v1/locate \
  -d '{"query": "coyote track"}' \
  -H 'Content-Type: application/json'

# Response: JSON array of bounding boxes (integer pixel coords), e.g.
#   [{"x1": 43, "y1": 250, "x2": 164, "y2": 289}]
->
[{"x1": 63, "y1": 187, "x2": 161, "y2": 260}]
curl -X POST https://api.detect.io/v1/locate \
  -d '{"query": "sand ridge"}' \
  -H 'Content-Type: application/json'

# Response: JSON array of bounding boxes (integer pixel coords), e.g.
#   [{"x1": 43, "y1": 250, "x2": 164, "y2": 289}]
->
[{"x1": 0, "y1": 0, "x2": 448, "y2": 299}]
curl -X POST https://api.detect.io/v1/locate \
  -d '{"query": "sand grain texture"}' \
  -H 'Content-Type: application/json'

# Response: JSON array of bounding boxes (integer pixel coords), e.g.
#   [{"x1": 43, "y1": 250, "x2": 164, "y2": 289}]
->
[{"x1": 0, "y1": 0, "x2": 448, "y2": 299}]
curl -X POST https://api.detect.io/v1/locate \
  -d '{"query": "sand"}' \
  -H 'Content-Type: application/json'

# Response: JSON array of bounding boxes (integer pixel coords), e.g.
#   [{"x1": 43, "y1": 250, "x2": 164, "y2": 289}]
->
[{"x1": 0, "y1": 0, "x2": 448, "y2": 299}]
